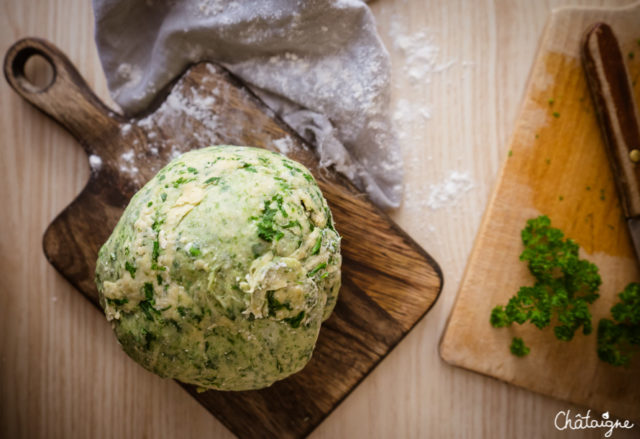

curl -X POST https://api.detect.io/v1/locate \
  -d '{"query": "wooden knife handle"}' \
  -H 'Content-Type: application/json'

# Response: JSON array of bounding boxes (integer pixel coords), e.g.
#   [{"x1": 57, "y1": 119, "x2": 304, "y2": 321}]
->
[
  {"x1": 582, "y1": 23, "x2": 640, "y2": 219},
  {"x1": 3, "y1": 38, "x2": 120, "y2": 153}
]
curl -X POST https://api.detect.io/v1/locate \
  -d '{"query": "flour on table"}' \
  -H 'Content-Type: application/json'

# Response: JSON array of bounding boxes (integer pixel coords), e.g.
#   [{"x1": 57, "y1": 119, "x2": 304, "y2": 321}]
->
[
  {"x1": 89, "y1": 154, "x2": 103, "y2": 171},
  {"x1": 389, "y1": 15, "x2": 456, "y2": 84},
  {"x1": 402, "y1": 170, "x2": 475, "y2": 213},
  {"x1": 426, "y1": 171, "x2": 474, "y2": 210}
]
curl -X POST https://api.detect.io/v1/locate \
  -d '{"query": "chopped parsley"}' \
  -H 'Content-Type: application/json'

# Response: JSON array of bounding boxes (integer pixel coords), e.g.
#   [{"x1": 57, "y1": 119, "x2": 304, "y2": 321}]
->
[
  {"x1": 284, "y1": 311, "x2": 305, "y2": 328},
  {"x1": 124, "y1": 261, "x2": 136, "y2": 278},
  {"x1": 172, "y1": 176, "x2": 194, "y2": 188},
  {"x1": 240, "y1": 162, "x2": 257, "y2": 173},
  {"x1": 311, "y1": 235, "x2": 322, "y2": 255},
  {"x1": 307, "y1": 262, "x2": 327, "y2": 277},
  {"x1": 267, "y1": 290, "x2": 291, "y2": 317},
  {"x1": 510, "y1": 337, "x2": 530, "y2": 357},
  {"x1": 204, "y1": 176, "x2": 220, "y2": 185},
  {"x1": 152, "y1": 240, "x2": 160, "y2": 263},
  {"x1": 597, "y1": 283, "x2": 640, "y2": 367},
  {"x1": 254, "y1": 194, "x2": 287, "y2": 242},
  {"x1": 107, "y1": 297, "x2": 129, "y2": 306},
  {"x1": 143, "y1": 282, "x2": 154, "y2": 302},
  {"x1": 490, "y1": 216, "x2": 601, "y2": 355},
  {"x1": 189, "y1": 244, "x2": 201, "y2": 257}
]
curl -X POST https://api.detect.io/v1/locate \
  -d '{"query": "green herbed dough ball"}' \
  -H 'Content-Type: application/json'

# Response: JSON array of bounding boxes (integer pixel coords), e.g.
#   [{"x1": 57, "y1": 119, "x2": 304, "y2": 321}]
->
[{"x1": 95, "y1": 145, "x2": 341, "y2": 391}]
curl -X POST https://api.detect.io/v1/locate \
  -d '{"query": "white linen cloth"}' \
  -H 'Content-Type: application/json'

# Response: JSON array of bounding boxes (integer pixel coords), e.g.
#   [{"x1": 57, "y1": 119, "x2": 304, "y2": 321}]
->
[{"x1": 93, "y1": 0, "x2": 402, "y2": 208}]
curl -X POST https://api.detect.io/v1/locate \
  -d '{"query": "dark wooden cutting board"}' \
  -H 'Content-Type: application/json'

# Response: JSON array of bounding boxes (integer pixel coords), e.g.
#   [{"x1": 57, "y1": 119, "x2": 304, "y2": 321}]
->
[{"x1": 4, "y1": 38, "x2": 442, "y2": 439}]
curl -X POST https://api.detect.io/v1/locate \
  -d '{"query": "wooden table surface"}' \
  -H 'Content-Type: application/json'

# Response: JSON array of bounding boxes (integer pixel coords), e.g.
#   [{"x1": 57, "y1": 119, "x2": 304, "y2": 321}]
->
[{"x1": 1, "y1": 0, "x2": 637, "y2": 438}]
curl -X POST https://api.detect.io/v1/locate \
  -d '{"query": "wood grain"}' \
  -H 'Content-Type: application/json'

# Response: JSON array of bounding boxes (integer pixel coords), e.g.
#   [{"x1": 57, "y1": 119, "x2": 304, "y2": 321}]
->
[
  {"x1": 3, "y1": 1, "x2": 640, "y2": 438},
  {"x1": 3, "y1": 38, "x2": 442, "y2": 439},
  {"x1": 441, "y1": 2, "x2": 640, "y2": 421}
]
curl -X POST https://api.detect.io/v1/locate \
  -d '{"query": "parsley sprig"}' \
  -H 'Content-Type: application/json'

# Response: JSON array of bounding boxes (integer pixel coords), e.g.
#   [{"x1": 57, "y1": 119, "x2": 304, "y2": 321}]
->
[
  {"x1": 597, "y1": 282, "x2": 640, "y2": 367},
  {"x1": 490, "y1": 215, "x2": 601, "y2": 355}
]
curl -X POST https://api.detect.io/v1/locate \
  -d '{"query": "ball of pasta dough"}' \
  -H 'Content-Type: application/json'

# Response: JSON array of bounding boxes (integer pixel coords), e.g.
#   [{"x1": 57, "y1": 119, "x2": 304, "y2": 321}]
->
[{"x1": 95, "y1": 145, "x2": 341, "y2": 390}]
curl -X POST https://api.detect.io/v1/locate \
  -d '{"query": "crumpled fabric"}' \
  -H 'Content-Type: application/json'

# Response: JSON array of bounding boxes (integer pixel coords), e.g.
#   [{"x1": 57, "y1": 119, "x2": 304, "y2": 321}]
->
[{"x1": 93, "y1": 0, "x2": 403, "y2": 209}]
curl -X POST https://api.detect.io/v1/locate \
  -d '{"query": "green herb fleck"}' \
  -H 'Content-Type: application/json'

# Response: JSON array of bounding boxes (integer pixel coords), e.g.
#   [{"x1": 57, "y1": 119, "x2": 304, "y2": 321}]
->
[
  {"x1": 545, "y1": 158, "x2": 551, "y2": 165},
  {"x1": 267, "y1": 290, "x2": 291, "y2": 317},
  {"x1": 161, "y1": 193, "x2": 167, "y2": 202},
  {"x1": 548, "y1": 98, "x2": 555, "y2": 106},
  {"x1": 172, "y1": 176, "x2": 194, "y2": 188},
  {"x1": 187, "y1": 166, "x2": 198, "y2": 174},
  {"x1": 629, "y1": 51, "x2": 635, "y2": 60},
  {"x1": 552, "y1": 111, "x2": 560, "y2": 118},
  {"x1": 490, "y1": 215, "x2": 601, "y2": 355},
  {"x1": 204, "y1": 176, "x2": 220, "y2": 185},
  {"x1": 124, "y1": 261, "x2": 136, "y2": 279},
  {"x1": 147, "y1": 201, "x2": 153, "y2": 207},
  {"x1": 143, "y1": 282, "x2": 154, "y2": 302},
  {"x1": 254, "y1": 194, "x2": 286, "y2": 242},
  {"x1": 510, "y1": 337, "x2": 530, "y2": 357},
  {"x1": 152, "y1": 240, "x2": 160, "y2": 263},
  {"x1": 177, "y1": 306, "x2": 187, "y2": 317},
  {"x1": 107, "y1": 297, "x2": 129, "y2": 306},
  {"x1": 189, "y1": 244, "x2": 201, "y2": 257},
  {"x1": 597, "y1": 283, "x2": 640, "y2": 367},
  {"x1": 508, "y1": 150, "x2": 513, "y2": 157},
  {"x1": 558, "y1": 195, "x2": 564, "y2": 201},
  {"x1": 139, "y1": 301, "x2": 155, "y2": 321},
  {"x1": 586, "y1": 186, "x2": 591, "y2": 191},
  {"x1": 282, "y1": 220, "x2": 301, "y2": 229},
  {"x1": 156, "y1": 274, "x2": 163, "y2": 285},
  {"x1": 240, "y1": 162, "x2": 257, "y2": 173},
  {"x1": 600, "y1": 189, "x2": 605, "y2": 201},
  {"x1": 307, "y1": 262, "x2": 327, "y2": 277},
  {"x1": 284, "y1": 311, "x2": 305, "y2": 328},
  {"x1": 311, "y1": 235, "x2": 322, "y2": 255},
  {"x1": 141, "y1": 328, "x2": 156, "y2": 350}
]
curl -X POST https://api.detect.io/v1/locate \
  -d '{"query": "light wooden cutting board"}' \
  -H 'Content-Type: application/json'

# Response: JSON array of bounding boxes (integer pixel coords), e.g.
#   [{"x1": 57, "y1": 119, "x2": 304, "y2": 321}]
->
[{"x1": 441, "y1": 2, "x2": 640, "y2": 420}]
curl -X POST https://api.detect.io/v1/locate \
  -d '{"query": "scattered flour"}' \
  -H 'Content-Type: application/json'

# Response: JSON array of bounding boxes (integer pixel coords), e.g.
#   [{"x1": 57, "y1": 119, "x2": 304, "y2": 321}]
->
[
  {"x1": 402, "y1": 170, "x2": 475, "y2": 213},
  {"x1": 389, "y1": 16, "x2": 456, "y2": 84},
  {"x1": 272, "y1": 137, "x2": 293, "y2": 156},
  {"x1": 119, "y1": 150, "x2": 139, "y2": 175},
  {"x1": 89, "y1": 154, "x2": 102, "y2": 171},
  {"x1": 426, "y1": 171, "x2": 474, "y2": 210}
]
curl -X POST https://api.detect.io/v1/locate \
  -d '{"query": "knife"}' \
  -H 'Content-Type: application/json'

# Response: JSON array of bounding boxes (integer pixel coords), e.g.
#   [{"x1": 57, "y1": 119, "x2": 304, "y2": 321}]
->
[{"x1": 582, "y1": 22, "x2": 640, "y2": 261}]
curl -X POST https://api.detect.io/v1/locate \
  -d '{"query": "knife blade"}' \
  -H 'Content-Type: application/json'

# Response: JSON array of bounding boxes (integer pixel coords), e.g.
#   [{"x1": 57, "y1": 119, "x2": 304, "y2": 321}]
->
[{"x1": 582, "y1": 22, "x2": 640, "y2": 261}]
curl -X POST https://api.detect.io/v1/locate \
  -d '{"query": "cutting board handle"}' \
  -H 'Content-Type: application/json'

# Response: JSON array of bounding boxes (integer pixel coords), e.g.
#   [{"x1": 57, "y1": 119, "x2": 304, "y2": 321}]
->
[{"x1": 3, "y1": 38, "x2": 119, "y2": 153}]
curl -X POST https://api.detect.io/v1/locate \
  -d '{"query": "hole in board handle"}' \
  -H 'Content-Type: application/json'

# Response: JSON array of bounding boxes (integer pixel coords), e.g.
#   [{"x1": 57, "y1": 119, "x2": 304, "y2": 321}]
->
[{"x1": 11, "y1": 47, "x2": 56, "y2": 93}]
